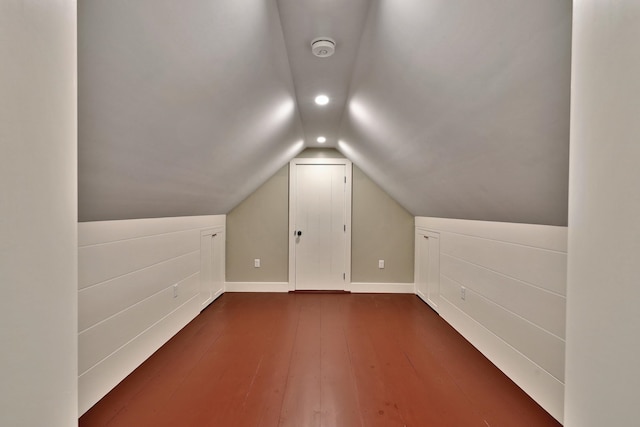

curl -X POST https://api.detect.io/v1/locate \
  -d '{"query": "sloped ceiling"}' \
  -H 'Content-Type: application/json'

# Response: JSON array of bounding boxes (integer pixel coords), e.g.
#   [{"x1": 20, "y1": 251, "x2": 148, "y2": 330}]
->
[
  {"x1": 339, "y1": 0, "x2": 572, "y2": 226},
  {"x1": 79, "y1": 0, "x2": 304, "y2": 221},
  {"x1": 79, "y1": 0, "x2": 572, "y2": 225}
]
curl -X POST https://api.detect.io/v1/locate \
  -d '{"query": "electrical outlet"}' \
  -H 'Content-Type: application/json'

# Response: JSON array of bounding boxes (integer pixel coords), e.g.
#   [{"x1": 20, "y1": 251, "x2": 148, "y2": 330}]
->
[
  {"x1": 461, "y1": 286, "x2": 466, "y2": 301},
  {"x1": 254, "y1": 259, "x2": 261, "y2": 268},
  {"x1": 173, "y1": 284, "x2": 178, "y2": 298},
  {"x1": 378, "y1": 259, "x2": 385, "y2": 269}
]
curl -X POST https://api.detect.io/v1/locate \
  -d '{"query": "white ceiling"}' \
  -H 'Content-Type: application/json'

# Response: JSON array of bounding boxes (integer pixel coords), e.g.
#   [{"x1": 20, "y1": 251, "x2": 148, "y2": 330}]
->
[{"x1": 79, "y1": 0, "x2": 572, "y2": 225}]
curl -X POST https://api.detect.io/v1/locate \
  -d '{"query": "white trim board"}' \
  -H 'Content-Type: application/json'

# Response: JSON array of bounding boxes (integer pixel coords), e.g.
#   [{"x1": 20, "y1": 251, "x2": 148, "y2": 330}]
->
[
  {"x1": 225, "y1": 282, "x2": 292, "y2": 293},
  {"x1": 349, "y1": 283, "x2": 415, "y2": 294},
  {"x1": 224, "y1": 282, "x2": 414, "y2": 294}
]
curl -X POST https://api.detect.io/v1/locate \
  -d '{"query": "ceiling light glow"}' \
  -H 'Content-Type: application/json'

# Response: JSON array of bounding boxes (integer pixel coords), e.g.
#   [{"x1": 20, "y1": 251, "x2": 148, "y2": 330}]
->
[
  {"x1": 317, "y1": 136, "x2": 326, "y2": 143},
  {"x1": 315, "y1": 95, "x2": 330, "y2": 105}
]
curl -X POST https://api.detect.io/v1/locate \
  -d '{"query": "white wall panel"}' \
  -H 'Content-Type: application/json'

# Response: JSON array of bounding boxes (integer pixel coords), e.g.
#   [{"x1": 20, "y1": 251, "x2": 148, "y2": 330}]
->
[
  {"x1": 438, "y1": 297, "x2": 565, "y2": 421},
  {"x1": 78, "y1": 295, "x2": 201, "y2": 415},
  {"x1": 79, "y1": 215, "x2": 225, "y2": 246},
  {"x1": 416, "y1": 217, "x2": 567, "y2": 251},
  {"x1": 440, "y1": 232, "x2": 566, "y2": 295},
  {"x1": 440, "y1": 254, "x2": 566, "y2": 338},
  {"x1": 566, "y1": 1, "x2": 640, "y2": 425},
  {"x1": 441, "y1": 276, "x2": 565, "y2": 381},
  {"x1": 79, "y1": 251, "x2": 200, "y2": 331},
  {"x1": 416, "y1": 217, "x2": 567, "y2": 422},
  {"x1": 79, "y1": 229, "x2": 201, "y2": 289},
  {"x1": 0, "y1": 2, "x2": 77, "y2": 425},
  {"x1": 79, "y1": 273, "x2": 199, "y2": 374},
  {"x1": 78, "y1": 215, "x2": 225, "y2": 414}
]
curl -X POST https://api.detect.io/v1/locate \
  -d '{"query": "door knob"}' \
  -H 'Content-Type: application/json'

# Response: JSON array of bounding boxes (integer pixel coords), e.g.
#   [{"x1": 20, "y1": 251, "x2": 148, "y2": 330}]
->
[{"x1": 296, "y1": 230, "x2": 302, "y2": 237}]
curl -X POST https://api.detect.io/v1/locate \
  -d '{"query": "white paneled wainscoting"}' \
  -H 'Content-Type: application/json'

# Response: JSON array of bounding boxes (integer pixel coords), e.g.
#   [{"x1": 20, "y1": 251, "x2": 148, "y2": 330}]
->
[
  {"x1": 415, "y1": 217, "x2": 567, "y2": 423},
  {"x1": 78, "y1": 215, "x2": 225, "y2": 414}
]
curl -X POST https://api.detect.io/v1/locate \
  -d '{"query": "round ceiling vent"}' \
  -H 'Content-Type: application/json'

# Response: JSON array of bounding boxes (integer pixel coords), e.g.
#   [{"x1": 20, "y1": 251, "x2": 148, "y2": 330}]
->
[{"x1": 311, "y1": 37, "x2": 336, "y2": 58}]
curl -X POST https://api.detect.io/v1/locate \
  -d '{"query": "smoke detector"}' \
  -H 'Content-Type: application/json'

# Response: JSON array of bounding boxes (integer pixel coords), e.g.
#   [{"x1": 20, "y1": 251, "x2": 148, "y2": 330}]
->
[{"x1": 311, "y1": 37, "x2": 336, "y2": 58}]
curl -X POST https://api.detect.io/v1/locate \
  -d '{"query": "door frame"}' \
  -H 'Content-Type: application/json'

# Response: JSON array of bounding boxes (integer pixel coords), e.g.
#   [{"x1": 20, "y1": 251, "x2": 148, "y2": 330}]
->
[
  {"x1": 415, "y1": 228, "x2": 440, "y2": 312},
  {"x1": 288, "y1": 158, "x2": 352, "y2": 290},
  {"x1": 200, "y1": 225, "x2": 225, "y2": 309}
]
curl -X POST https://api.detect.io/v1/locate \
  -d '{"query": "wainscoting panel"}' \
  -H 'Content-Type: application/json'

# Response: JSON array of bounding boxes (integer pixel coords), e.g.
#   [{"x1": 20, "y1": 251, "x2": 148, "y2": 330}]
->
[
  {"x1": 78, "y1": 229, "x2": 200, "y2": 289},
  {"x1": 78, "y1": 215, "x2": 225, "y2": 415},
  {"x1": 440, "y1": 254, "x2": 566, "y2": 338},
  {"x1": 415, "y1": 217, "x2": 567, "y2": 422},
  {"x1": 79, "y1": 251, "x2": 200, "y2": 331}
]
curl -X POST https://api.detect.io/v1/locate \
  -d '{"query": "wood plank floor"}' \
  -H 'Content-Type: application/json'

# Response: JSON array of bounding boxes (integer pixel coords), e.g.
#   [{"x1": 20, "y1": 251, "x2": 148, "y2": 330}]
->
[{"x1": 80, "y1": 293, "x2": 561, "y2": 427}]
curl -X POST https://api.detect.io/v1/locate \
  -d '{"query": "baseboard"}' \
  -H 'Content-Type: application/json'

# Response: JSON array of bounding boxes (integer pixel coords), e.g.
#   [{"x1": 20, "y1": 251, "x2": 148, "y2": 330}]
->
[
  {"x1": 289, "y1": 290, "x2": 350, "y2": 294},
  {"x1": 224, "y1": 282, "x2": 415, "y2": 294},
  {"x1": 349, "y1": 282, "x2": 415, "y2": 294},
  {"x1": 224, "y1": 282, "x2": 291, "y2": 293}
]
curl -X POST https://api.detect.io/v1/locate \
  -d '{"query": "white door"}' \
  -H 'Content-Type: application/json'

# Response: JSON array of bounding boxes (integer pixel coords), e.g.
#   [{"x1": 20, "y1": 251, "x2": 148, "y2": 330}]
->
[
  {"x1": 416, "y1": 231, "x2": 440, "y2": 311},
  {"x1": 291, "y1": 163, "x2": 349, "y2": 290},
  {"x1": 200, "y1": 229, "x2": 224, "y2": 309}
]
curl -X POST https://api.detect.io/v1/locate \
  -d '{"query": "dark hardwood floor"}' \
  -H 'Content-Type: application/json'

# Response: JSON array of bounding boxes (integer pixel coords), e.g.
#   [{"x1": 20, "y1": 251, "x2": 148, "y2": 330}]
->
[{"x1": 80, "y1": 293, "x2": 561, "y2": 427}]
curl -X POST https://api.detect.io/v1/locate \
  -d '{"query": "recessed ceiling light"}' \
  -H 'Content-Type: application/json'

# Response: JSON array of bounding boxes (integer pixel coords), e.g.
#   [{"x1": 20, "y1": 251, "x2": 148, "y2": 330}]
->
[
  {"x1": 317, "y1": 136, "x2": 326, "y2": 143},
  {"x1": 314, "y1": 95, "x2": 329, "y2": 106}
]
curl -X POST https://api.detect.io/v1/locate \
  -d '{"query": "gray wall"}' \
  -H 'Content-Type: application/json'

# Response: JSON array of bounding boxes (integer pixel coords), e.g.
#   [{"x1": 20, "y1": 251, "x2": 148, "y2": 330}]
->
[
  {"x1": 352, "y1": 166, "x2": 414, "y2": 283},
  {"x1": 226, "y1": 165, "x2": 289, "y2": 282},
  {"x1": 296, "y1": 147, "x2": 347, "y2": 159},
  {"x1": 226, "y1": 148, "x2": 414, "y2": 283}
]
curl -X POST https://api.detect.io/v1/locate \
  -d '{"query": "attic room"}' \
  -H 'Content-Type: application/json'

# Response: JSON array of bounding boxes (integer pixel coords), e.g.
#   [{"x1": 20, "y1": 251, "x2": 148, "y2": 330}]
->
[{"x1": 2, "y1": 0, "x2": 640, "y2": 426}]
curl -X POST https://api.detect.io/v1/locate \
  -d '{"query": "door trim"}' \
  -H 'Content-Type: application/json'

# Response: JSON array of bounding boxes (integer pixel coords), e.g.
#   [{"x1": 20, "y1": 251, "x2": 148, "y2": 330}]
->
[
  {"x1": 415, "y1": 228, "x2": 440, "y2": 312},
  {"x1": 288, "y1": 158, "x2": 352, "y2": 291},
  {"x1": 200, "y1": 225, "x2": 225, "y2": 310}
]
